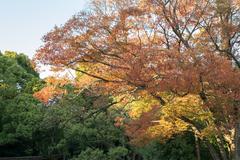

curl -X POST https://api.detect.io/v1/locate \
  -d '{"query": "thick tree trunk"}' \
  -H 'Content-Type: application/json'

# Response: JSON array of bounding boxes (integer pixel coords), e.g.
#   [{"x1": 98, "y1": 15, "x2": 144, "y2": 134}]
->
[
  {"x1": 232, "y1": 102, "x2": 240, "y2": 160},
  {"x1": 234, "y1": 121, "x2": 240, "y2": 160}
]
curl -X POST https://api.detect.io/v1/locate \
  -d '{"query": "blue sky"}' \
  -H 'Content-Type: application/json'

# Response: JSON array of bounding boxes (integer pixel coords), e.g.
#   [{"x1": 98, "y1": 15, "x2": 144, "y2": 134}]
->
[{"x1": 0, "y1": 0, "x2": 89, "y2": 58}]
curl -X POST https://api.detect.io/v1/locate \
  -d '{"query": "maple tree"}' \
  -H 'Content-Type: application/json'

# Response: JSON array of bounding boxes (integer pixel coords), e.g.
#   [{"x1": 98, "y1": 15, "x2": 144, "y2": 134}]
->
[
  {"x1": 33, "y1": 77, "x2": 71, "y2": 104},
  {"x1": 35, "y1": 0, "x2": 240, "y2": 159}
]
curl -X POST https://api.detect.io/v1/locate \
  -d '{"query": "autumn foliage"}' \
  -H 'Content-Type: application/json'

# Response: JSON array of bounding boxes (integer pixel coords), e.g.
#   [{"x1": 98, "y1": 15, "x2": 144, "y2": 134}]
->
[
  {"x1": 35, "y1": 0, "x2": 240, "y2": 159},
  {"x1": 33, "y1": 77, "x2": 70, "y2": 104}
]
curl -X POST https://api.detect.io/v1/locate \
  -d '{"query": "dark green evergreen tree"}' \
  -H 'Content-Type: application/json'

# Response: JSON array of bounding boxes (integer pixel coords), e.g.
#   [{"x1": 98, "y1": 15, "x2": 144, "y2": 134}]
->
[{"x1": 0, "y1": 51, "x2": 44, "y2": 156}]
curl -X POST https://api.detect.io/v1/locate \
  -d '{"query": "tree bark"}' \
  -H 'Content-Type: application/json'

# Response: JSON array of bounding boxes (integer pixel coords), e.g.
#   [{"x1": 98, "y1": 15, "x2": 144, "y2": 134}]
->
[{"x1": 234, "y1": 121, "x2": 240, "y2": 160}]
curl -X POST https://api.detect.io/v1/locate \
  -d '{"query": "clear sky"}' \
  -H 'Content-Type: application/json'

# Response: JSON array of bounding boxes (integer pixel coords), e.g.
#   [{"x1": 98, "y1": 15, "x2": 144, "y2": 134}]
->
[{"x1": 0, "y1": 0, "x2": 89, "y2": 58}]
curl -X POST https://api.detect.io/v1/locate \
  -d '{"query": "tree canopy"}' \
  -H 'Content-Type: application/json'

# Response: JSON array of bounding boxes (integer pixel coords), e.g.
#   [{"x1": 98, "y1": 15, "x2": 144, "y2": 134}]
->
[
  {"x1": 1, "y1": 0, "x2": 240, "y2": 160},
  {"x1": 34, "y1": 0, "x2": 240, "y2": 160},
  {"x1": 0, "y1": 51, "x2": 44, "y2": 156}
]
